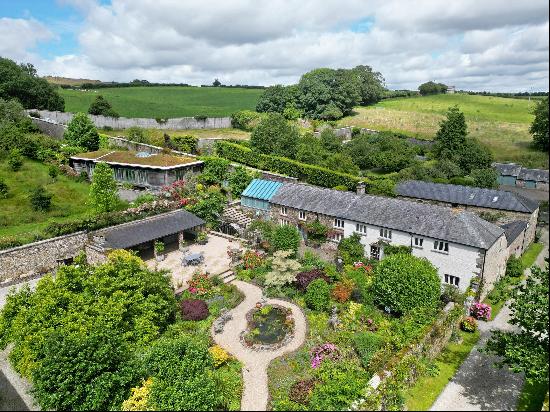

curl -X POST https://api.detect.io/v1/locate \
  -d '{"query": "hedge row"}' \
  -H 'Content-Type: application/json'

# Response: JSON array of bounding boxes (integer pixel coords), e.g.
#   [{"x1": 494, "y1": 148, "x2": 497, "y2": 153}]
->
[{"x1": 215, "y1": 140, "x2": 369, "y2": 191}]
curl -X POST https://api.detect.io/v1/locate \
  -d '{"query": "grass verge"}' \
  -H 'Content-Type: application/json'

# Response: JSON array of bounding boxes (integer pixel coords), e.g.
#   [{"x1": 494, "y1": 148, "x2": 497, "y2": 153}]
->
[
  {"x1": 520, "y1": 242, "x2": 544, "y2": 269},
  {"x1": 517, "y1": 379, "x2": 549, "y2": 411},
  {"x1": 404, "y1": 330, "x2": 481, "y2": 411}
]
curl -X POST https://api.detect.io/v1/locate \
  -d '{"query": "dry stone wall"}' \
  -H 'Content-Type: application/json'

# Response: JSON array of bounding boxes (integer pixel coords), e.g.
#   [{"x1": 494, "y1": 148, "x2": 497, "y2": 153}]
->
[
  {"x1": 30, "y1": 117, "x2": 66, "y2": 138},
  {"x1": 29, "y1": 110, "x2": 231, "y2": 130},
  {"x1": 0, "y1": 232, "x2": 87, "y2": 284}
]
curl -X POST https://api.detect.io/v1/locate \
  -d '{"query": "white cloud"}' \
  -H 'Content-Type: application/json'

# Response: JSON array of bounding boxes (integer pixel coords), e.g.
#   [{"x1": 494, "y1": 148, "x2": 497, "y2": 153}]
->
[
  {"x1": 6, "y1": 0, "x2": 550, "y2": 91},
  {"x1": 0, "y1": 18, "x2": 54, "y2": 62}
]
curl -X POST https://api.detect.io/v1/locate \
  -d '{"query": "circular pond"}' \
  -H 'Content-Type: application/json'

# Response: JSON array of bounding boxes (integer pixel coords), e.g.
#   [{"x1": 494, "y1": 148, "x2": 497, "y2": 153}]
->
[{"x1": 241, "y1": 304, "x2": 294, "y2": 350}]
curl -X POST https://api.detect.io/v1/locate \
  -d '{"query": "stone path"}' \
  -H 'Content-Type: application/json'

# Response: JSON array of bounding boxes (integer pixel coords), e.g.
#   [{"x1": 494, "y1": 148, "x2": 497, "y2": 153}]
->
[
  {"x1": 431, "y1": 229, "x2": 548, "y2": 411},
  {"x1": 212, "y1": 280, "x2": 307, "y2": 411}
]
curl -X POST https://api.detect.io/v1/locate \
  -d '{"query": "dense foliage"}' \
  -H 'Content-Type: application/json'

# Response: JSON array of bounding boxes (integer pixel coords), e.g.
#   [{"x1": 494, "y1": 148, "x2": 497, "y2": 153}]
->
[
  {"x1": 294, "y1": 269, "x2": 330, "y2": 292},
  {"x1": 305, "y1": 279, "x2": 331, "y2": 311},
  {"x1": 485, "y1": 261, "x2": 549, "y2": 383},
  {"x1": 418, "y1": 81, "x2": 448, "y2": 96},
  {"x1": 372, "y1": 254, "x2": 441, "y2": 315},
  {"x1": 89, "y1": 162, "x2": 119, "y2": 213},
  {"x1": 530, "y1": 96, "x2": 549, "y2": 152},
  {"x1": 0, "y1": 57, "x2": 64, "y2": 110},
  {"x1": 338, "y1": 233, "x2": 365, "y2": 264},
  {"x1": 88, "y1": 94, "x2": 119, "y2": 117},
  {"x1": 64, "y1": 112, "x2": 100, "y2": 151},
  {"x1": 271, "y1": 224, "x2": 301, "y2": 255},
  {"x1": 250, "y1": 113, "x2": 299, "y2": 158},
  {"x1": 180, "y1": 299, "x2": 209, "y2": 321},
  {"x1": 29, "y1": 186, "x2": 52, "y2": 211},
  {"x1": 0, "y1": 251, "x2": 177, "y2": 410}
]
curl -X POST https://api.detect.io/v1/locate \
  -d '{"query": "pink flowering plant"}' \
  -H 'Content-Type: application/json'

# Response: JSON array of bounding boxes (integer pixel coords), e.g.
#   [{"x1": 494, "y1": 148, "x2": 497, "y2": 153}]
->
[
  {"x1": 187, "y1": 272, "x2": 214, "y2": 297},
  {"x1": 310, "y1": 343, "x2": 341, "y2": 369},
  {"x1": 161, "y1": 179, "x2": 195, "y2": 207},
  {"x1": 470, "y1": 302, "x2": 491, "y2": 321}
]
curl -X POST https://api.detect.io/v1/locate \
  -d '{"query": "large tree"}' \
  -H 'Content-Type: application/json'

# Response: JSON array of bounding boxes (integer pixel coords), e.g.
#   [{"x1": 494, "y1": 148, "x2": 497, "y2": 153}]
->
[
  {"x1": 418, "y1": 81, "x2": 448, "y2": 96},
  {"x1": 255, "y1": 84, "x2": 299, "y2": 114},
  {"x1": 250, "y1": 112, "x2": 299, "y2": 158},
  {"x1": 0, "y1": 57, "x2": 64, "y2": 111},
  {"x1": 434, "y1": 105, "x2": 467, "y2": 159},
  {"x1": 485, "y1": 261, "x2": 549, "y2": 383},
  {"x1": 529, "y1": 96, "x2": 549, "y2": 152},
  {"x1": 64, "y1": 112, "x2": 100, "y2": 151},
  {"x1": 350, "y1": 65, "x2": 385, "y2": 105}
]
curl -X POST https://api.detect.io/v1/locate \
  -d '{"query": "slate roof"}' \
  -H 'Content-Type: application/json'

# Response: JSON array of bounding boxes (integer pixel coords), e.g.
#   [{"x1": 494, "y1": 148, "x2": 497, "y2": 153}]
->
[
  {"x1": 493, "y1": 162, "x2": 522, "y2": 177},
  {"x1": 517, "y1": 168, "x2": 549, "y2": 183},
  {"x1": 269, "y1": 181, "x2": 504, "y2": 249},
  {"x1": 96, "y1": 209, "x2": 205, "y2": 249},
  {"x1": 500, "y1": 220, "x2": 528, "y2": 244},
  {"x1": 241, "y1": 179, "x2": 283, "y2": 201},
  {"x1": 395, "y1": 180, "x2": 539, "y2": 213}
]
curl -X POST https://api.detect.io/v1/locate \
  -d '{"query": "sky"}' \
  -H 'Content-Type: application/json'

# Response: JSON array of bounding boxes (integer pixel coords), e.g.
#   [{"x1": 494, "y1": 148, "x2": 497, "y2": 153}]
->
[{"x1": 0, "y1": 0, "x2": 548, "y2": 91}]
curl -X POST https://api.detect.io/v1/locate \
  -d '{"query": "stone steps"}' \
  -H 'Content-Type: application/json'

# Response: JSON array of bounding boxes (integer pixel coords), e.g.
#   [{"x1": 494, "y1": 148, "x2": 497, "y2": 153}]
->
[{"x1": 219, "y1": 270, "x2": 236, "y2": 284}]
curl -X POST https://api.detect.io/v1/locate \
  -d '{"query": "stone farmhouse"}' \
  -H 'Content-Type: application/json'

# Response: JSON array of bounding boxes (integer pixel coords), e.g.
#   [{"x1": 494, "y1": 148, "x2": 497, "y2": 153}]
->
[
  {"x1": 395, "y1": 180, "x2": 539, "y2": 256},
  {"x1": 241, "y1": 179, "x2": 514, "y2": 298},
  {"x1": 493, "y1": 162, "x2": 549, "y2": 191},
  {"x1": 70, "y1": 149, "x2": 203, "y2": 189}
]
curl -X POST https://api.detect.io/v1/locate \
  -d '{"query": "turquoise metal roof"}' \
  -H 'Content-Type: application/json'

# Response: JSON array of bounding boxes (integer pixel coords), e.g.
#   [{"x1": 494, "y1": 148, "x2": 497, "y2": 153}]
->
[{"x1": 241, "y1": 179, "x2": 283, "y2": 201}]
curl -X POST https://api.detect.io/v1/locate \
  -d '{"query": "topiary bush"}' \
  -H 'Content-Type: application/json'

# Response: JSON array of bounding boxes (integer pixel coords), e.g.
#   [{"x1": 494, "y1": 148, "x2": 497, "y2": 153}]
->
[
  {"x1": 180, "y1": 299, "x2": 209, "y2": 321},
  {"x1": 271, "y1": 224, "x2": 301, "y2": 255},
  {"x1": 305, "y1": 279, "x2": 331, "y2": 311},
  {"x1": 294, "y1": 269, "x2": 330, "y2": 292},
  {"x1": 353, "y1": 331, "x2": 383, "y2": 368},
  {"x1": 372, "y1": 254, "x2": 440, "y2": 315},
  {"x1": 506, "y1": 255, "x2": 523, "y2": 278}
]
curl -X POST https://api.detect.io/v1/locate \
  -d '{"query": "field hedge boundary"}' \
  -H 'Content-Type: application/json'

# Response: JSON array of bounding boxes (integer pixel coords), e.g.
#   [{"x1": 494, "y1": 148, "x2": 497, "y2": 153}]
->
[{"x1": 215, "y1": 140, "x2": 372, "y2": 190}]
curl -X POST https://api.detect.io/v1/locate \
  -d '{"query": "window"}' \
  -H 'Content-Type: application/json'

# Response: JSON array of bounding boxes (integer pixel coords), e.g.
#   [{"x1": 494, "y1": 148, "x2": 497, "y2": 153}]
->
[
  {"x1": 334, "y1": 218, "x2": 344, "y2": 228},
  {"x1": 414, "y1": 237, "x2": 424, "y2": 247},
  {"x1": 379, "y1": 228, "x2": 392, "y2": 239},
  {"x1": 444, "y1": 274, "x2": 460, "y2": 287},
  {"x1": 370, "y1": 245, "x2": 381, "y2": 260},
  {"x1": 330, "y1": 232, "x2": 343, "y2": 242},
  {"x1": 355, "y1": 223, "x2": 367, "y2": 234},
  {"x1": 299, "y1": 211, "x2": 306, "y2": 220},
  {"x1": 434, "y1": 241, "x2": 449, "y2": 253},
  {"x1": 279, "y1": 219, "x2": 290, "y2": 226},
  {"x1": 280, "y1": 206, "x2": 288, "y2": 216}
]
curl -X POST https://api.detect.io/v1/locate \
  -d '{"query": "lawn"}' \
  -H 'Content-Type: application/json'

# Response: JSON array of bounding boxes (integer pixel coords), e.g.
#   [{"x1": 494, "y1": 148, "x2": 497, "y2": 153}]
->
[
  {"x1": 517, "y1": 379, "x2": 549, "y2": 411},
  {"x1": 520, "y1": 242, "x2": 544, "y2": 269},
  {"x1": 102, "y1": 127, "x2": 251, "y2": 143},
  {"x1": 339, "y1": 94, "x2": 548, "y2": 169},
  {"x1": 0, "y1": 159, "x2": 92, "y2": 242},
  {"x1": 404, "y1": 330, "x2": 481, "y2": 411},
  {"x1": 59, "y1": 86, "x2": 263, "y2": 118}
]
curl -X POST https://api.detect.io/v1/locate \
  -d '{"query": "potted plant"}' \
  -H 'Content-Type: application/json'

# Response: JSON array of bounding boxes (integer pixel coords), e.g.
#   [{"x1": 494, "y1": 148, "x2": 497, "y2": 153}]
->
[
  {"x1": 154, "y1": 240, "x2": 165, "y2": 261},
  {"x1": 179, "y1": 237, "x2": 187, "y2": 252},
  {"x1": 196, "y1": 231, "x2": 208, "y2": 245}
]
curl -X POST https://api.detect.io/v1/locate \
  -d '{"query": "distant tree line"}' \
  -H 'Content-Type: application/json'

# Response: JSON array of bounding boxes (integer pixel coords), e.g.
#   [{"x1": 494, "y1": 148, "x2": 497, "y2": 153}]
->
[
  {"x1": 255, "y1": 65, "x2": 385, "y2": 120},
  {"x1": 464, "y1": 90, "x2": 549, "y2": 98},
  {"x1": 69, "y1": 79, "x2": 192, "y2": 89},
  {"x1": 0, "y1": 57, "x2": 64, "y2": 111}
]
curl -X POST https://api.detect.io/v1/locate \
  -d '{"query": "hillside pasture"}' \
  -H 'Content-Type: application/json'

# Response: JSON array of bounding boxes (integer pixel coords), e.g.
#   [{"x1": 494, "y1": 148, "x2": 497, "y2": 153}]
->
[
  {"x1": 59, "y1": 86, "x2": 263, "y2": 118},
  {"x1": 339, "y1": 94, "x2": 548, "y2": 168}
]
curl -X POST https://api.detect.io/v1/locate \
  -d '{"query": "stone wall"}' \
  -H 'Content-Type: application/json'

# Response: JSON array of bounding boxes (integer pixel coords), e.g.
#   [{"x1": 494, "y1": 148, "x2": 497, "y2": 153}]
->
[
  {"x1": 30, "y1": 117, "x2": 66, "y2": 139},
  {"x1": 480, "y1": 233, "x2": 508, "y2": 300},
  {"x1": 0, "y1": 232, "x2": 87, "y2": 284},
  {"x1": 28, "y1": 110, "x2": 231, "y2": 130}
]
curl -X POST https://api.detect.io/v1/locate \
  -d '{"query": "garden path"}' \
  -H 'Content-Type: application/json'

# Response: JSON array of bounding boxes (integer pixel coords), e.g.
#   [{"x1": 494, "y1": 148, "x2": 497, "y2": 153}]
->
[
  {"x1": 430, "y1": 229, "x2": 548, "y2": 411},
  {"x1": 212, "y1": 280, "x2": 307, "y2": 411}
]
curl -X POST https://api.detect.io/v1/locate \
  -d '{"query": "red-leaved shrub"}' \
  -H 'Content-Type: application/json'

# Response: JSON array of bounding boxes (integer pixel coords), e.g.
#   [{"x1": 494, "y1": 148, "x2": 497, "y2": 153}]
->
[
  {"x1": 180, "y1": 298, "x2": 209, "y2": 321},
  {"x1": 294, "y1": 269, "x2": 330, "y2": 292}
]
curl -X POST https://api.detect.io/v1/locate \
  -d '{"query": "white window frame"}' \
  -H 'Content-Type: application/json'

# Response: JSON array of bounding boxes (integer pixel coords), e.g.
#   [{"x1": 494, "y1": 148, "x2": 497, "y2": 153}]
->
[
  {"x1": 280, "y1": 206, "x2": 288, "y2": 216},
  {"x1": 444, "y1": 274, "x2": 460, "y2": 287},
  {"x1": 379, "y1": 228, "x2": 392, "y2": 239},
  {"x1": 299, "y1": 211, "x2": 307, "y2": 221},
  {"x1": 334, "y1": 218, "x2": 344, "y2": 229},
  {"x1": 279, "y1": 218, "x2": 290, "y2": 226},
  {"x1": 355, "y1": 223, "x2": 367, "y2": 234},
  {"x1": 330, "y1": 232, "x2": 343, "y2": 242},
  {"x1": 434, "y1": 241, "x2": 449, "y2": 253}
]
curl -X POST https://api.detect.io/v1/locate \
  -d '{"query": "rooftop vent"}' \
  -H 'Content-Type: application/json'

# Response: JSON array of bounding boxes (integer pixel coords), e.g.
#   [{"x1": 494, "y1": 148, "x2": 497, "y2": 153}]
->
[
  {"x1": 469, "y1": 194, "x2": 475, "y2": 200},
  {"x1": 492, "y1": 196, "x2": 499, "y2": 203},
  {"x1": 135, "y1": 151, "x2": 152, "y2": 158}
]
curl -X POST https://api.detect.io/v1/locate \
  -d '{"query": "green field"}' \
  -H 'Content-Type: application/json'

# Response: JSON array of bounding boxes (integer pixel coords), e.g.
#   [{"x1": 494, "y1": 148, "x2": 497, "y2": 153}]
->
[
  {"x1": 59, "y1": 86, "x2": 263, "y2": 118},
  {"x1": 102, "y1": 127, "x2": 250, "y2": 143},
  {"x1": 0, "y1": 160, "x2": 93, "y2": 242},
  {"x1": 339, "y1": 94, "x2": 548, "y2": 168}
]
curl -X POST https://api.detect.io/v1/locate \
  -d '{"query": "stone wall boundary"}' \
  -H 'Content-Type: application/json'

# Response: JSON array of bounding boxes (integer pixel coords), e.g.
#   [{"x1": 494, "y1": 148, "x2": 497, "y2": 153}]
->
[{"x1": 27, "y1": 110, "x2": 231, "y2": 130}]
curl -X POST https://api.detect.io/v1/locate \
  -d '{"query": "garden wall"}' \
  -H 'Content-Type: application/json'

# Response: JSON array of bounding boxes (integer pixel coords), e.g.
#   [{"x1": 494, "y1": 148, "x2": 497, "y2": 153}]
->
[
  {"x1": 29, "y1": 117, "x2": 66, "y2": 139},
  {"x1": 27, "y1": 110, "x2": 231, "y2": 129},
  {"x1": 0, "y1": 232, "x2": 87, "y2": 285}
]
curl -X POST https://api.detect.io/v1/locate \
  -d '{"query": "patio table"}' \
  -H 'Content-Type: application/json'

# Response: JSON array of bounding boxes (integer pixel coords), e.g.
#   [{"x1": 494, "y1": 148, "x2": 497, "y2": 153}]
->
[{"x1": 181, "y1": 252, "x2": 204, "y2": 266}]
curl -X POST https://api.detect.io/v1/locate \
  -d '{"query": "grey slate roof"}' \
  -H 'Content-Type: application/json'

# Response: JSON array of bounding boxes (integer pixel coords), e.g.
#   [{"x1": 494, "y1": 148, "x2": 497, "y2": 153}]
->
[
  {"x1": 500, "y1": 220, "x2": 528, "y2": 244},
  {"x1": 395, "y1": 180, "x2": 539, "y2": 213},
  {"x1": 493, "y1": 162, "x2": 522, "y2": 177},
  {"x1": 270, "y1": 182, "x2": 504, "y2": 249},
  {"x1": 518, "y1": 168, "x2": 549, "y2": 183},
  {"x1": 96, "y1": 209, "x2": 205, "y2": 249}
]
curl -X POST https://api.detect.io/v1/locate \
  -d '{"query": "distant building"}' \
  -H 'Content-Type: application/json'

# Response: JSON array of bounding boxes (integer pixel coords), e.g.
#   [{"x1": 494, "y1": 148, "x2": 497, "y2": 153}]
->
[
  {"x1": 493, "y1": 163, "x2": 549, "y2": 191},
  {"x1": 70, "y1": 150, "x2": 203, "y2": 189},
  {"x1": 446, "y1": 85, "x2": 456, "y2": 94}
]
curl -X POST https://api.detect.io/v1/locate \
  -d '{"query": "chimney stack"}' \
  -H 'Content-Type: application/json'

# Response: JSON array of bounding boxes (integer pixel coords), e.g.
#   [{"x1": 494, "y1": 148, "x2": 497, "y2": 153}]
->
[{"x1": 356, "y1": 182, "x2": 366, "y2": 195}]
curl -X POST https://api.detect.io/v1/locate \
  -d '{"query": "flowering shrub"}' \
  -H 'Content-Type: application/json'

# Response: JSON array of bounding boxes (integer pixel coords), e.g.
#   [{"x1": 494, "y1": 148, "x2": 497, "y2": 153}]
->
[
  {"x1": 470, "y1": 302, "x2": 491, "y2": 321},
  {"x1": 310, "y1": 343, "x2": 341, "y2": 369},
  {"x1": 352, "y1": 261, "x2": 373, "y2": 273},
  {"x1": 242, "y1": 250, "x2": 264, "y2": 269},
  {"x1": 187, "y1": 273, "x2": 214, "y2": 296},
  {"x1": 122, "y1": 378, "x2": 153, "y2": 411},
  {"x1": 461, "y1": 316, "x2": 478, "y2": 332},
  {"x1": 161, "y1": 179, "x2": 194, "y2": 207},
  {"x1": 331, "y1": 278, "x2": 356, "y2": 303},
  {"x1": 289, "y1": 379, "x2": 317, "y2": 405},
  {"x1": 208, "y1": 344, "x2": 231, "y2": 367},
  {"x1": 180, "y1": 298, "x2": 209, "y2": 321},
  {"x1": 295, "y1": 269, "x2": 330, "y2": 292}
]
